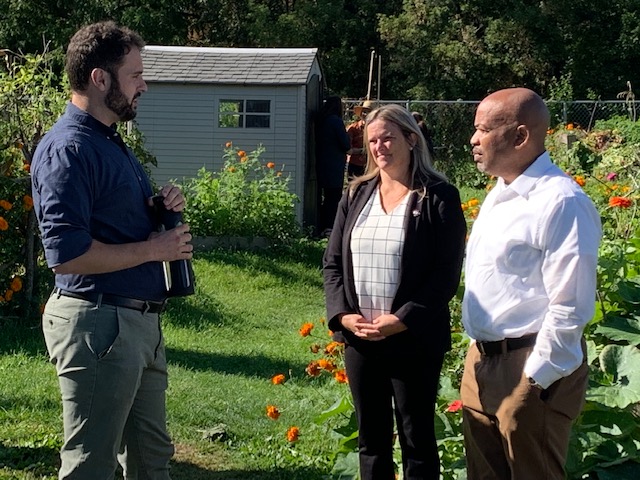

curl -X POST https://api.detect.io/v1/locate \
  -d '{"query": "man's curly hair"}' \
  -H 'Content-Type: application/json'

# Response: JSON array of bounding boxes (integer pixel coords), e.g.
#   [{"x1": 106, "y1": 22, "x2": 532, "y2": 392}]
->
[{"x1": 65, "y1": 21, "x2": 145, "y2": 91}]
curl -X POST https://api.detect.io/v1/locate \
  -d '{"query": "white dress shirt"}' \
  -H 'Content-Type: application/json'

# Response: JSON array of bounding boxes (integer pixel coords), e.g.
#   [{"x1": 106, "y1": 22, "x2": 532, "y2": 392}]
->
[{"x1": 462, "y1": 152, "x2": 602, "y2": 388}]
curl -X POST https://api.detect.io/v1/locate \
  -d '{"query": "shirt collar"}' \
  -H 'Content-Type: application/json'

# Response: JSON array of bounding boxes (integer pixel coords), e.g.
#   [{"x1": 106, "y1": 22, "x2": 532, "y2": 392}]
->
[
  {"x1": 497, "y1": 151, "x2": 553, "y2": 200},
  {"x1": 65, "y1": 102, "x2": 118, "y2": 137}
]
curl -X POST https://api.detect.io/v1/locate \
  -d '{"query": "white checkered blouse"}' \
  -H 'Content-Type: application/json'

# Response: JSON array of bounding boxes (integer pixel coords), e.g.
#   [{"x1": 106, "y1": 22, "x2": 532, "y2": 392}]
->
[{"x1": 351, "y1": 187, "x2": 410, "y2": 323}]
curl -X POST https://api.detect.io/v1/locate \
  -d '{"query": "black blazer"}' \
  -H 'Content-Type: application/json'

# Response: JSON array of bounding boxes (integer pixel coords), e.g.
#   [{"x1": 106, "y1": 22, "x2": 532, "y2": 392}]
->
[{"x1": 323, "y1": 176, "x2": 467, "y2": 354}]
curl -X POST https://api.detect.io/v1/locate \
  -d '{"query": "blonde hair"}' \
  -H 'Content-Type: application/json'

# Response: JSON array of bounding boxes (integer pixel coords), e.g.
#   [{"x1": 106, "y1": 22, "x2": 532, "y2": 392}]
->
[{"x1": 349, "y1": 104, "x2": 447, "y2": 195}]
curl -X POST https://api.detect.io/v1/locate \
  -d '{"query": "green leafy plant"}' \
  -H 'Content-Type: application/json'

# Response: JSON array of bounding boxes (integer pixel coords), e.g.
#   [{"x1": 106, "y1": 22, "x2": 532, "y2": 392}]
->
[
  {"x1": 182, "y1": 143, "x2": 300, "y2": 241},
  {"x1": 0, "y1": 48, "x2": 66, "y2": 319}
]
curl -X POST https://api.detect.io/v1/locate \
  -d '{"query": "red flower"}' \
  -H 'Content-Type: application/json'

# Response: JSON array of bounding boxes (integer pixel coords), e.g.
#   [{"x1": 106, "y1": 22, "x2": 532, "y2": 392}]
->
[
  {"x1": 305, "y1": 361, "x2": 321, "y2": 377},
  {"x1": 446, "y1": 400, "x2": 463, "y2": 413},
  {"x1": 266, "y1": 405, "x2": 280, "y2": 420},
  {"x1": 334, "y1": 370, "x2": 348, "y2": 384},
  {"x1": 317, "y1": 359, "x2": 336, "y2": 372},
  {"x1": 324, "y1": 341, "x2": 343, "y2": 356},
  {"x1": 609, "y1": 196, "x2": 632, "y2": 208},
  {"x1": 299, "y1": 322, "x2": 314, "y2": 337},
  {"x1": 23, "y1": 195, "x2": 34, "y2": 211},
  {"x1": 286, "y1": 426, "x2": 300, "y2": 442}
]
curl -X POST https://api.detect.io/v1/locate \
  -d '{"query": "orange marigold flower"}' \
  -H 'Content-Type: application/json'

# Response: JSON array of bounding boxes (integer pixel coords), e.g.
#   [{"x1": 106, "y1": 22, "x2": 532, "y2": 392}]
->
[
  {"x1": 324, "y1": 341, "x2": 343, "y2": 356},
  {"x1": 470, "y1": 208, "x2": 479, "y2": 218},
  {"x1": 573, "y1": 176, "x2": 586, "y2": 187},
  {"x1": 225, "y1": 141, "x2": 233, "y2": 148},
  {"x1": 0, "y1": 200, "x2": 12, "y2": 210},
  {"x1": 271, "y1": 374, "x2": 286, "y2": 385},
  {"x1": 467, "y1": 198, "x2": 479, "y2": 207},
  {"x1": 23, "y1": 195, "x2": 33, "y2": 210},
  {"x1": 266, "y1": 405, "x2": 280, "y2": 420},
  {"x1": 299, "y1": 322, "x2": 314, "y2": 337},
  {"x1": 266, "y1": 162, "x2": 275, "y2": 169},
  {"x1": 10, "y1": 277, "x2": 22, "y2": 292},
  {"x1": 5, "y1": 289, "x2": 13, "y2": 301},
  {"x1": 328, "y1": 330, "x2": 334, "y2": 337},
  {"x1": 461, "y1": 203, "x2": 468, "y2": 211},
  {"x1": 0, "y1": 217, "x2": 8, "y2": 231},
  {"x1": 334, "y1": 369, "x2": 348, "y2": 384},
  {"x1": 566, "y1": 123, "x2": 574, "y2": 130},
  {"x1": 228, "y1": 167, "x2": 236, "y2": 173},
  {"x1": 609, "y1": 196, "x2": 632, "y2": 208},
  {"x1": 237, "y1": 150, "x2": 246, "y2": 157},
  {"x1": 317, "y1": 359, "x2": 336, "y2": 372},
  {"x1": 305, "y1": 361, "x2": 322, "y2": 377},
  {"x1": 286, "y1": 426, "x2": 300, "y2": 442},
  {"x1": 546, "y1": 128, "x2": 555, "y2": 135},
  {"x1": 23, "y1": 163, "x2": 30, "y2": 172},
  {"x1": 446, "y1": 400, "x2": 463, "y2": 412}
]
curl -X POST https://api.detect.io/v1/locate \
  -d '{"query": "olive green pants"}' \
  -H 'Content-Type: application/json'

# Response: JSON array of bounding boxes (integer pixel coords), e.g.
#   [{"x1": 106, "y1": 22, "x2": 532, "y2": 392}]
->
[{"x1": 43, "y1": 294, "x2": 174, "y2": 479}]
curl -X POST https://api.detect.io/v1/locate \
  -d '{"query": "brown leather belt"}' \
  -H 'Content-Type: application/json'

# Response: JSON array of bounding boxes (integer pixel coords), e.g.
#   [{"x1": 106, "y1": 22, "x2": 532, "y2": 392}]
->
[
  {"x1": 476, "y1": 333, "x2": 537, "y2": 356},
  {"x1": 53, "y1": 288, "x2": 165, "y2": 314}
]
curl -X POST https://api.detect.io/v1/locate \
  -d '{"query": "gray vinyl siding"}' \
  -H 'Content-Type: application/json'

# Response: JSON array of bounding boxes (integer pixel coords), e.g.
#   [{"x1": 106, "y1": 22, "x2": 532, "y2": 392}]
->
[
  {"x1": 135, "y1": 83, "x2": 307, "y2": 220},
  {"x1": 135, "y1": 46, "x2": 323, "y2": 227}
]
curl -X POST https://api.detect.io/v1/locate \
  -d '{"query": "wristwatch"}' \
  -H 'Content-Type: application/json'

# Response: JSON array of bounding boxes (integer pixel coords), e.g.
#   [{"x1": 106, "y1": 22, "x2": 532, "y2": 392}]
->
[{"x1": 528, "y1": 377, "x2": 544, "y2": 390}]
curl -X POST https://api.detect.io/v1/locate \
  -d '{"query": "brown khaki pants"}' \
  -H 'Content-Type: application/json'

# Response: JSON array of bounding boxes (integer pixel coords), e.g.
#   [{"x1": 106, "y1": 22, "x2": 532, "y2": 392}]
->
[{"x1": 460, "y1": 341, "x2": 588, "y2": 480}]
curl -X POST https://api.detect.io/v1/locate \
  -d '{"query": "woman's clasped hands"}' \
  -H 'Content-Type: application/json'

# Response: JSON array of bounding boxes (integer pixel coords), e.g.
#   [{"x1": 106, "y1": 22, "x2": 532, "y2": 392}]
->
[{"x1": 339, "y1": 313, "x2": 408, "y2": 341}]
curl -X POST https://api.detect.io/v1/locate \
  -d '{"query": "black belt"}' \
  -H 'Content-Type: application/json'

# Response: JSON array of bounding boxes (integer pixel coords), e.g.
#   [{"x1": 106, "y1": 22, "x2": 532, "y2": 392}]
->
[
  {"x1": 476, "y1": 333, "x2": 537, "y2": 356},
  {"x1": 53, "y1": 288, "x2": 166, "y2": 314}
]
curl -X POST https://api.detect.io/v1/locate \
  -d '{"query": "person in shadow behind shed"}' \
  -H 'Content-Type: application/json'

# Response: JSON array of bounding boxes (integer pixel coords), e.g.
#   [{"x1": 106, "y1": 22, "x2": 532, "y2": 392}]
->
[{"x1": 315, "y1": 95, "x2": 351, "y2": 237}]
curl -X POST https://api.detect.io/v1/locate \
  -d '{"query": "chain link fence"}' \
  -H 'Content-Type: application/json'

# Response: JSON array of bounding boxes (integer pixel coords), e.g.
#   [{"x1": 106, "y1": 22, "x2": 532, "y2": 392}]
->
[
  {"x1": 343, "y1": 99, "x2": 633, "y2": 138},
  {"x1": 341, "y1": 99, "x2": 634, "y2": 186}
]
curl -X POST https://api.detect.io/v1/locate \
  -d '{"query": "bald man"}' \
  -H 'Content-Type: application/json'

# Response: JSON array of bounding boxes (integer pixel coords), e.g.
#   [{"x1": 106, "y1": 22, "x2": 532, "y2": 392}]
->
[{"x1": 460, "y1": 88, "x2": 601, "y2": 479}]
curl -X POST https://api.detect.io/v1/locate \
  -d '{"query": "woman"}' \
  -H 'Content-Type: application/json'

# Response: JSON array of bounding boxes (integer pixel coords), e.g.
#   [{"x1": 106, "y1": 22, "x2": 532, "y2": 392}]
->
[{"x1": 323, "y1": 104, "x2": 466, "y2": 479}]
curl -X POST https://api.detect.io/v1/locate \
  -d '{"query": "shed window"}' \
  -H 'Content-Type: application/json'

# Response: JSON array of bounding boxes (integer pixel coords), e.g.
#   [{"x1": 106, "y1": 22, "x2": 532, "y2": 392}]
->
[{"x1": 219, "y1": 99, "x2": 271, "y2": 128}]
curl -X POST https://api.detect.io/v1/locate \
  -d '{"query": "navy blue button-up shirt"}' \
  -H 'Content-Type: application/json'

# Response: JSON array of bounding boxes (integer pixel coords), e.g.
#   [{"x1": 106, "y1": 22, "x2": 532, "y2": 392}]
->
[{"x1": 32, "y1": 103, "x2": 166, "y2": 301}]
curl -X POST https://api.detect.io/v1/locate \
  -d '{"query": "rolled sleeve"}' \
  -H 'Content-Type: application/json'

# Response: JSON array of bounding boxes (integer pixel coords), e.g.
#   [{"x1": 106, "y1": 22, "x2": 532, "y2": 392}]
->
[{"x1": 33, "y1": 144, "x2": 94, "y2": 267}]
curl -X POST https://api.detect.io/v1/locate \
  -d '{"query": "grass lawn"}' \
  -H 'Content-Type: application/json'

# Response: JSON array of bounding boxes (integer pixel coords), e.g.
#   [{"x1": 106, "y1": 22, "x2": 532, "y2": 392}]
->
[{"x1": 0, "y1": 239, "x2": 350, "y2": 479}]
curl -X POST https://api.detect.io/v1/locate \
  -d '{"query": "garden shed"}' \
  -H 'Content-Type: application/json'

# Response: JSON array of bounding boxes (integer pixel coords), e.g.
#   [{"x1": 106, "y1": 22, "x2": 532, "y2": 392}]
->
[{"x1": 135, "y1": 45, "x2": 324, "y2": 227}]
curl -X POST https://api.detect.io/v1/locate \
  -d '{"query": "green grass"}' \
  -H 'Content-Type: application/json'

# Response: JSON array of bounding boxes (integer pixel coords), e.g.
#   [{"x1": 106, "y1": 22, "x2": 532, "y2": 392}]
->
[{"x1": 0, "y1": 239, "x2": 349, "y2": 479}]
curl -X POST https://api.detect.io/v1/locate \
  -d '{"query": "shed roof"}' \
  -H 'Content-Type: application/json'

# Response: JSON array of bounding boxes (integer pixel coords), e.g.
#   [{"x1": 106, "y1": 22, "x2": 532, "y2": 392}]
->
[{"x1": 141, "y1": 45, "x2": 320, "y2": 85}]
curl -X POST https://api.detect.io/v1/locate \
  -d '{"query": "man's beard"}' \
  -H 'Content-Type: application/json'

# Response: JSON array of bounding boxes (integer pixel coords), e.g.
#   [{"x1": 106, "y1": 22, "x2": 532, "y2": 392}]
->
[{"x1": 105, "y1": 79, "x2": 139, "y2": 122}]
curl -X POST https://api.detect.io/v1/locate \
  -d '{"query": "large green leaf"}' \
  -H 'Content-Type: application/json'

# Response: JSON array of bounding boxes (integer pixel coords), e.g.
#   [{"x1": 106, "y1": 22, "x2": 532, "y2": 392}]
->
[
  {"x1": 330, "y1": 451, "x2": 359, "y2": 479},
  {"x1": 587, "y1": 345, "x2": 640, "y2": 408},
  {"x1": 314, "y1": 395, "x2": 353, "y2": 424},
  {"x1": 595, "y1": 315, "x2": 640, "y2": 346},
  {"x1": 595, "y1": 460, "x2": 640, "y2": 480},
  {"x1": 617, "y1": 280, "x2": 640, "y2": 305}
]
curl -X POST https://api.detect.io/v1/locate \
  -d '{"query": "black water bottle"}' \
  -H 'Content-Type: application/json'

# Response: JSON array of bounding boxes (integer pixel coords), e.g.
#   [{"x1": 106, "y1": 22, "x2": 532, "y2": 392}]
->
[{"x1": 152, "y1": 195, "x2": 195, "y2": 297}]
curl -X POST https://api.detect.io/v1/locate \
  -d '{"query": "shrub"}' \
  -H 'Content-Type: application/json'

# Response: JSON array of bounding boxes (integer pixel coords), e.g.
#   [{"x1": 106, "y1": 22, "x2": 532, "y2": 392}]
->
[
  {"x1": 0, "y1": 48, "x2": 161, "y2": 319},
  {"x1": 182, "y1": 143, "x2": 301, "y2": 241}
]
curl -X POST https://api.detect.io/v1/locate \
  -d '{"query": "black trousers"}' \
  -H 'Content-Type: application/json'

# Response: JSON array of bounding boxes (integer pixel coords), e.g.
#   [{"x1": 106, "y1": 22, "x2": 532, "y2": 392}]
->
[
  {"x1": 345, "y1": 340, "x2": 445, "y2": 480},
  {"x1": 319, "y1": 186, "x2": 343, "y2": 232}
]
